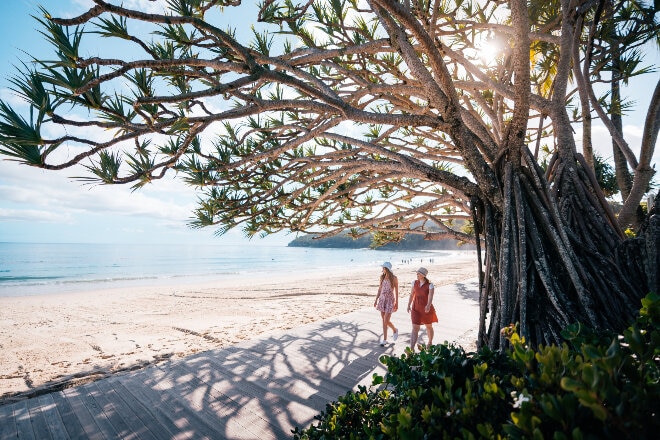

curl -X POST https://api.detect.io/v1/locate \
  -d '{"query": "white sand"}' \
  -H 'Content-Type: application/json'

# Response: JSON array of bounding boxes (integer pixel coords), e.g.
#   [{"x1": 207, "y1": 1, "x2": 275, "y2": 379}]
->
[{"x1": 0, "y1": 253, "x2": 479, "y2": 401}]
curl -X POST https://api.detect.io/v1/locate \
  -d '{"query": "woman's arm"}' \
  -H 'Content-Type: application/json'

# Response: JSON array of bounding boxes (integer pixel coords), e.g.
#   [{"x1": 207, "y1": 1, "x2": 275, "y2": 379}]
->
[
  {"x1": 425, "y1": 284, "x2": 435, "y2": 313},
  {"x1": 374, "y1": 280, "x2": 381, "y2": 307},
  {"x1": 407, "y1": 281, "x2": 415, "y2": 312},
  {"x1": 393, "y1": 276, "x2": 399, "y2": 311}
]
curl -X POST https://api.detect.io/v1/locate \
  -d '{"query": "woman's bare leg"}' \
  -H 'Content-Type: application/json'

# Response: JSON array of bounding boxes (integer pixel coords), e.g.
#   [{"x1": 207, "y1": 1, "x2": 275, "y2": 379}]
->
[
  {"x1": 410, "y1": 324, "x2": 421, "y2": 351},
  {"x1": 386, "y1": 314, "x2": 398, "y2": 334},
  {"x1": 425, "y1": 324, "x2": 434, "y2": 348},
  {"x1": 380, "y1": 311, "x2": 391, "y2": 340}
]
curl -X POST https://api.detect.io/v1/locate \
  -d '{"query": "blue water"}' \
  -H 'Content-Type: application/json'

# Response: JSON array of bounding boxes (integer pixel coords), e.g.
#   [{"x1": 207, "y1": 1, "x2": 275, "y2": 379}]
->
[{"x1": 0, "y1": 242, "x2": 448, "y2": 297}]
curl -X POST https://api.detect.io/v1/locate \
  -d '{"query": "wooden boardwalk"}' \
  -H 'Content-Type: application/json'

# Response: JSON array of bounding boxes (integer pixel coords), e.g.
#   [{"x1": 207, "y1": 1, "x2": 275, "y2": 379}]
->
[{"x1": 0, "y1": 279, "x2": 479, "y2": 440}]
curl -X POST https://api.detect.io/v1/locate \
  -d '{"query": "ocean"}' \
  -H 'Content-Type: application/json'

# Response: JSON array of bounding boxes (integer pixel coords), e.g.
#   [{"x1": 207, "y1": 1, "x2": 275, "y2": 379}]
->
[{"x1": 0, "y1": 242, "x2": 452, "y2": 297}]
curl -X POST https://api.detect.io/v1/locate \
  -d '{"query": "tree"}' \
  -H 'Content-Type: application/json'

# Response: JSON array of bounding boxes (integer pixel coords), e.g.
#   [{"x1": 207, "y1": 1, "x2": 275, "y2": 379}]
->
[
  {"x1": 574, "y1": 0, "x2": 659, "y2": 227},
  {"x1": 0, "y1": 0, "x2": 658, "y2": 349}
]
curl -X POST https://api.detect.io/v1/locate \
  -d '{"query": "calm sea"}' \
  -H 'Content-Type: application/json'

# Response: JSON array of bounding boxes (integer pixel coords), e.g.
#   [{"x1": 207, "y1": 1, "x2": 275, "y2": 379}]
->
[{"x1": 0, "y1": 242, "x2": 450, "y2": 297}]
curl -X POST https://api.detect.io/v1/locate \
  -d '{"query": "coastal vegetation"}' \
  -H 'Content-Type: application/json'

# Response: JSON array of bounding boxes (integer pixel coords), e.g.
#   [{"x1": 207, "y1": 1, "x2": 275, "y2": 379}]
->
[
  {"x1": 288, "y1": 231, "x2": 473, "y2": 250},
  {"x1": 0, "y1": 0, "x2": 658, "y2": 350},
  {"x1": 289, "y1": 220, "x2": 475, "y2": 249}
]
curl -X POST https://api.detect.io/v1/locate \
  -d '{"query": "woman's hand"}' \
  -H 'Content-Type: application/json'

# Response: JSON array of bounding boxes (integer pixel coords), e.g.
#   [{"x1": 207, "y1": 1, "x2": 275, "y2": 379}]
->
[{"x1": 424, "y1": 304, "x2": 431, "y2": 313}]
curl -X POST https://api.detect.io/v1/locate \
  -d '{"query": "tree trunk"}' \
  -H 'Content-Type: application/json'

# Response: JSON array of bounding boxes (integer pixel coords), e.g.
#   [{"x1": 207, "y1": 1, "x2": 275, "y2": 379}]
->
[
  {"x1": 611, "y1": 59, "x2": 633, "y2": 200},
  {"x1": 476, "y1": 150, "x2": 652, "y2": 349}
]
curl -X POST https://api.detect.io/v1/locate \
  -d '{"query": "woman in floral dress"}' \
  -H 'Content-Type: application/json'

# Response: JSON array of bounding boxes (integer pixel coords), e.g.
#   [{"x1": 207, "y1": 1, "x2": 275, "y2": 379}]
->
[{"x1": 374, "y1": 262, "x2": 399, "y2": 346}]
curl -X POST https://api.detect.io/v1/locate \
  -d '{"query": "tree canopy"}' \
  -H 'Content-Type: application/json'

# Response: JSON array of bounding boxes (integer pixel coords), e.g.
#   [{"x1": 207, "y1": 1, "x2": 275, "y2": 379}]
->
[{"x1": 0, "y1": 0, "x2": 658, "y2": 348}]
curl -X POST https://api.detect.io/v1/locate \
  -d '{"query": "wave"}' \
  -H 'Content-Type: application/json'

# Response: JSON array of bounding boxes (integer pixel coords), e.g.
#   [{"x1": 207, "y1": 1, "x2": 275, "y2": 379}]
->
[
  {"x1": 0, "y1": 274, "x2": 151, "y2": 287},
  {"x1": 0, "y1": 275, "x2": 64, "y2": 283},
  {"x1": 0, "y1": 269, "x2": 252, "y2": 288}
]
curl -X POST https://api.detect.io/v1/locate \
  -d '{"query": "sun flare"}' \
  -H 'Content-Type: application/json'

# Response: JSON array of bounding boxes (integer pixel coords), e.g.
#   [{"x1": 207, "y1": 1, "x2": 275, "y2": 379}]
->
[{"x1": 477, "y1": 40, "x2": 502, "y2": 64}]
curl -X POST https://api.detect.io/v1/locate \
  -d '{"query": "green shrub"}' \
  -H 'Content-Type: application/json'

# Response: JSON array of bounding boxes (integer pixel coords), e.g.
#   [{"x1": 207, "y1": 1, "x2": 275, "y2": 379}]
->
[{"x1": 293, "y1": 293, "x2": 660, "y2": 439}]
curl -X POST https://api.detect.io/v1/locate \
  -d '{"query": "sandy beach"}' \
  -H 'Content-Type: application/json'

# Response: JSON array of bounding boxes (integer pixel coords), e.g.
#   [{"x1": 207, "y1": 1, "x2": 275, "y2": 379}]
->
[{"x1": 0, "y1": 253, "x2": 479, "y2": 403}]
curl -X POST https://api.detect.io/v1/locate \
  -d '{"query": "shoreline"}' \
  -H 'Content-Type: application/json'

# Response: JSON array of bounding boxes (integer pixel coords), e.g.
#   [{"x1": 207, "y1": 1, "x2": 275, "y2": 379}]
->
[
  {"x1": 0, "y1": 244, "x2": 474, "y2": 299},
  {"x1": 0, "y1": 254, "x2": 479, "y2": 404}
]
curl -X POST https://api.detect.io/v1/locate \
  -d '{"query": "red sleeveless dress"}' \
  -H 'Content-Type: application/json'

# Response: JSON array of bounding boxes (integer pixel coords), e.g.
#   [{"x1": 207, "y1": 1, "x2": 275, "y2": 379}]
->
[{"x1": 411, "y1": 280, "x2": 438, "y2": 325}]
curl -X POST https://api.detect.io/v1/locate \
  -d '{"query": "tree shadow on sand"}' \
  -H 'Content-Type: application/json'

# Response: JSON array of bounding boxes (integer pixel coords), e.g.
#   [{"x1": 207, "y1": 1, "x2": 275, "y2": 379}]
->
[{"x1": 454, "y1": 279, "x2": 480, "y2": 302}]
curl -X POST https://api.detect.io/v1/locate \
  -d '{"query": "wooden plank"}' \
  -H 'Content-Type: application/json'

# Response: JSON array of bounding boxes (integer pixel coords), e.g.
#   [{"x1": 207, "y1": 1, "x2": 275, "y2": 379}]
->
[
  {"x1": 119, "y1": 370, "x2": 222, "y2": 440},
  {"x1": 176, "y1": 333, "x2": 384, "y2": 435},
  {"x1": 109, "y1": 374, "x2": 193, "y2": 439},
  {"x1": 27, "y1": 397, "x2": 54, "y2": 440},
  {"x1": 93, "y1": 378, "x2": 161, "y2": 440},
  {"x1": 172, "y1": 354, "x2": 311, "y2": 439},
  {"x1": 60, "y1": 387, "x2": 107, "y2": 440},
  {"x1": 50, "y1": 391, "x2": 87, "y2": 439},
  {"x1": 103, "y1": 376, "x2": 177, "y2": 440},
  {"x1": 172, "y1": 354, "x2": 267, "y2": 413},
  {"x1": 149, "y1": 362, "x2": 266, "y2": 440},
  {"x1": 195, "y1": 348, "x2": 341, "y2": 407},
  {"x1": 74, "y1": 383, "x2": 124, "y2": 439},
  {"x1": 288, "y1": 321, "x2": 392, "y2": 390},
  {"x1": 229, "y1": 336, "x2": 374, "y2": 398},
  {"x1": 85, "y1": 381, "x2": 144, "y2": 440},
  {"x1": 190, "y1": 345, "x2": 337, "y2": 406},
  {"x1": 12, "y1": 400, "x2": 35, "y2": 440},
  {"x1": 294, "y1": 336, "x2": 387, "y2": 370},
  {"x1": 35, "y1": 394, "x2": 69, "y2": 440},
  {"x1": 0, "y1": 399, "x2": 18, "y2": 440},
  {"x1": 244, "y1": 330, "x2": 387, "y2": 394}
]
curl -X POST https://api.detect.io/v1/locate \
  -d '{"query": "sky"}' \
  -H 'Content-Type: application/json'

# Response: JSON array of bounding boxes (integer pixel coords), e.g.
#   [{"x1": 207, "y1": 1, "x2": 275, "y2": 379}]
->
[
  {"x1": 0, "y1": 0, "x2": 657, "y2": 245},
  {"x1": 0, "y1": 0, "x2": 291, "y2": 245}
]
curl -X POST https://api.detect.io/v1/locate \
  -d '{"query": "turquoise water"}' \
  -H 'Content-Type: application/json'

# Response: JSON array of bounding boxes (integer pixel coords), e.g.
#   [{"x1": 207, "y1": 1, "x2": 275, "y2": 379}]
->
[{"x1": 0, "y1": 242, "x2": 449, "y2": 297}]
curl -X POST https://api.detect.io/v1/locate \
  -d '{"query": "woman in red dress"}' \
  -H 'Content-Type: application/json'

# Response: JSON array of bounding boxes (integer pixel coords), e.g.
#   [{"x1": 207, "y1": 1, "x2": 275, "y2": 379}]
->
[{"x1": 406, "y1": 267, "x2": 438, "y2": 351}]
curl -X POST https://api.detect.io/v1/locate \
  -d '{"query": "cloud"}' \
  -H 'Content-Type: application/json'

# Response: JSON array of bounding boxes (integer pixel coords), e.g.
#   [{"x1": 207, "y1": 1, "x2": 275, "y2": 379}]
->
[
  {"x1": 71, "y1": 0, "x2": 167, "y2": 14},
  {"x1": 0, "y1": 207, "x2": 73, "y2": 223},
  {"x1": 0, "y1": 159, "x2": 199, "y2": 224},
  {"x1": 0, "y1": 88, "x2": 29, "y2": 107},
  {"x1": 575, "y1": 122, "x2": 658, "y2": 165}
]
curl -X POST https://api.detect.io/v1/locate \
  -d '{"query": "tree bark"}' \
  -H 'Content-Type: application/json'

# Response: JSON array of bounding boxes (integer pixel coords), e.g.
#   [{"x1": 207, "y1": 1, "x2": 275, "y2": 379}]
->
[
  {"x1": 476, "y1": 148, "x2": 651, "y2": 349},
  {"x1": 617, "y1": 78, "x2": 660, "y2": 228},
  {"x1": 610, "y1": 56, "x2": 633, "y2": 201}
]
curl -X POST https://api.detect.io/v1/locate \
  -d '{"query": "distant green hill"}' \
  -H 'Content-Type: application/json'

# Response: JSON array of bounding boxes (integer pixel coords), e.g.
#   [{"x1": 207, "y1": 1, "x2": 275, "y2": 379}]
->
[{"x1": 287, "y1": 232, "x2": 475, "y2": 250}]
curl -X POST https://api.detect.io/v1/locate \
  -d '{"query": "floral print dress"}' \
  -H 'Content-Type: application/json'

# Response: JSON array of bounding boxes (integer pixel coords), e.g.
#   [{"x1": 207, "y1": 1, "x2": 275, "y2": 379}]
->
[{"x1": 376, "y1": 278, "x2": 396, "y2": 313}]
